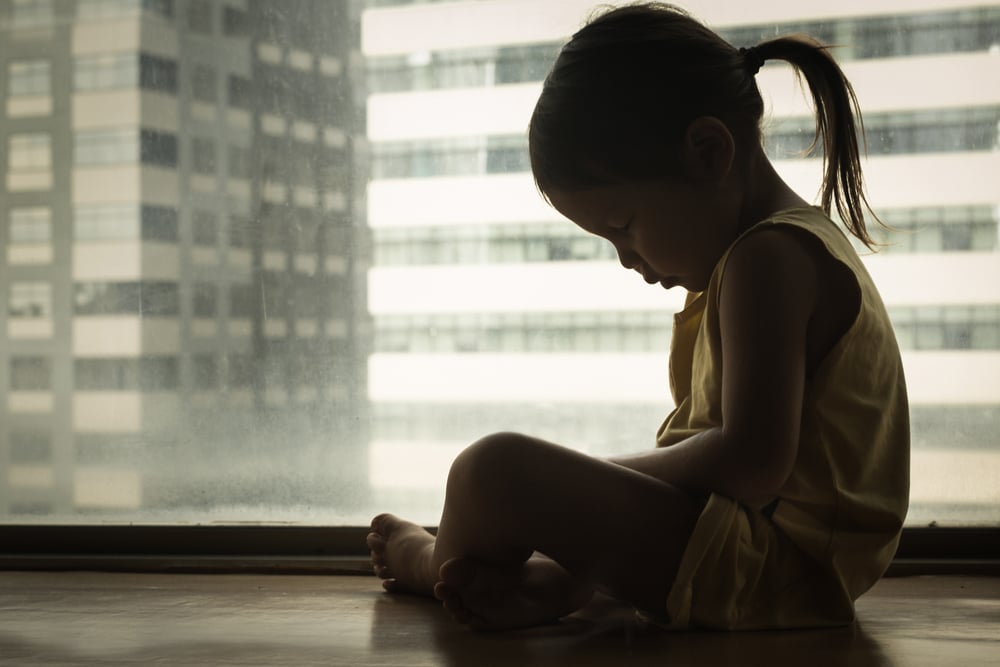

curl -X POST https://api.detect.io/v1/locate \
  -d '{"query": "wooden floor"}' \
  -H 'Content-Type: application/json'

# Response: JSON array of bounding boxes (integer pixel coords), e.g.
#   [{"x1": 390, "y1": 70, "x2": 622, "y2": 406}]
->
[{"x1": 0, "y1": 572, "x2": 997, "y2": 666}]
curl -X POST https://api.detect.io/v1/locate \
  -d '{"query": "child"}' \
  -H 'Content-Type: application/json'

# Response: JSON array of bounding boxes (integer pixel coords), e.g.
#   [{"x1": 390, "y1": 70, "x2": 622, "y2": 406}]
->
[{"x1": 367, "y1": 2, "x2": 909, "y2": 631}]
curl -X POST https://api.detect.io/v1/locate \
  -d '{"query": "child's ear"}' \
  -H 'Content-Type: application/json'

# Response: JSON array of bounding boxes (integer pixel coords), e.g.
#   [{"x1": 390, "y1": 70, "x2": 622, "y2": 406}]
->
[{"x1": 681, "y1": 116, "x2": 735, "y2": 183}]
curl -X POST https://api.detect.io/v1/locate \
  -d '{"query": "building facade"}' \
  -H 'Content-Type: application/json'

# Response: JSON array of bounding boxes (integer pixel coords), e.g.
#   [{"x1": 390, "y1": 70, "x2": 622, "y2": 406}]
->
[
  {"x1": 0, "y1": 0, "x2": 371, "y2": 519},
  {"x1": 361, "y1": 0, "x2": 1000, "y2": 523}
]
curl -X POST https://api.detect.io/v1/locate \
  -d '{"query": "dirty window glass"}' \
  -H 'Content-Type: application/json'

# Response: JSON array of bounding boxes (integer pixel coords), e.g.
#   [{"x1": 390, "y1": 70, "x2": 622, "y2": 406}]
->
[{"x1": 1, "y1": 1, "x2": 997, "y2": 527}]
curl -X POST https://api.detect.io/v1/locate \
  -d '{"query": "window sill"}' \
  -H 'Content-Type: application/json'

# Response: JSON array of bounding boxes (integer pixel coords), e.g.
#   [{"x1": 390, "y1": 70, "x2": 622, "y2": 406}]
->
[{"x1": 0, "y1": 525, "x2": 996, "y2": 576}]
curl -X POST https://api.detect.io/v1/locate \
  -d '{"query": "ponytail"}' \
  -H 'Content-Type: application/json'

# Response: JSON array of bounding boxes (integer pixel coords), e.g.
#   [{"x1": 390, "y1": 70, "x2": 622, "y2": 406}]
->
[{"x1": 753, "y1": 36, "x2": 883, "y2": 249}]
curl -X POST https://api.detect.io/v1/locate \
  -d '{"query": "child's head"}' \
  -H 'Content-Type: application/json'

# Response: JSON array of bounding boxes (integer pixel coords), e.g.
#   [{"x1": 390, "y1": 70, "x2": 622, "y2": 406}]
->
[{"x1": 529, "y1": 2, "x2": 880, "y2": 248}]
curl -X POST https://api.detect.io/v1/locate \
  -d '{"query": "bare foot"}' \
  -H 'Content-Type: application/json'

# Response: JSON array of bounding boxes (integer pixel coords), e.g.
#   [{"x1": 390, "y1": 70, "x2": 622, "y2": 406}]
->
[
  {"x1": 367, "y1": 513, "x2": 438, "y2": 596},
  {"x1": 433, "y1": 555, "x2": 594, "y2": 631}
]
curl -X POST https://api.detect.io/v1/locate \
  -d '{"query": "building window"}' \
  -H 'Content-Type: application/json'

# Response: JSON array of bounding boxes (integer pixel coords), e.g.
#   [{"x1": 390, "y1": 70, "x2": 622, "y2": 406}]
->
[
  {"x1": 8, "y1": 134, "x2": 51, "y2": 172},
  {"x1": 376, "y1": 311, "x2": 673, "y2": 353},
  {"x1": 227, "y1": 74, "x2": 252, "y2": 109},
  {"x1": 9, "y1": 357, "x2": 51, "y2": 391},
  {"x1": 73, "y1": 204, "x2": 177, "y2": 242},
  {"x1": 192, "y1": 282, "x2": 217, "y2": 317},
  {"x1": 192, "y1": 353, "x2": 218, "y2": 389},
  {"x1": 222, "y1": 6, "x2": 249, "y2": 37},
  {"x1": 228, "y1": 215, "x2": 252, "y2": 249},
  {"x1": 141, "y1": 206, "x2": 179, "y2": 242},
  {"x1": 875, "y1": 206, "x2": 999, "y2": 253},
  {"x1": 139, "y1": 54, "x2": 178, "y2": 94},
  {"x1": 77, "y1": 0, "x2": 173, "y2": 20},
  {"x1": 374, "y1": 223, "x2": 615, "y2": 266},
  {"x1": 186, "y1": 0, "x2": 212, "y2": 33},
  {"x1": 190, "y1": 64, "x2": 217, "y2": 103},
  {"x1": 75, "y1": 129, "x2": 138, "y2": 166},
  {"x1": 74, "y1": 53, "x2": 138, "y2": 91},
  {"x1": 75, "y1": 357, "x2": 179, "y2": 391},
  {"x1": 8, "y1": 60, "x2": 51, "y2": 96},
  {"x1": 191, "y1": 137, "x2": 217, "y2": 174},
  {"x1": 11, "y1": 0, "x2": 54, "y2": 28},
  {"x1": 9, "y1": 208, "x2": 52, "y2": 244},
  {"x1": 9, "y1": 431, "x2": 51, "y2": 464},
  {"x1": 75, "y1": 204, "x2": 138, "y2": 240},
  {"x1": 192, "y1": 210, "x2": 218, "y2": 246},
  {"x1": 140, "y1": 130, "x2": 179, "y2": 168},
  {"x1": 75, "y1": 129, "x2": 178, "y2": 168},
  {"x1": 228, "y1": 145, "x2": 252, "y2": 179},
  {"x1": 74, "y1": 282, "x2": 180, "y2": 316},
  {"x1": 229, "y1": 283, "x2": 255, "y2": 318},
  {"x1": 8, "y1": 282, "x2": 52, "y2": 319}
]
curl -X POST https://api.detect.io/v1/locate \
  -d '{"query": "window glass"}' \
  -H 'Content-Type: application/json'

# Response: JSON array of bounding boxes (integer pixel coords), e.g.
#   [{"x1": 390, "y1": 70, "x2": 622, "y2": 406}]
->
[
  {"x1": 8, "y1": 60, "x2": 51, "y2": 96},
  {"x1": 8, "y1": 282, "x2": 52, "y2": 318},
  {"x1": 0, "y1": 1, "x2": 997, "y2": 528},
  {"x1": 8, "y1": 134, "x2": 51, "y2": 171},
  {"x1": 9, "y1": 208, "x2": 52, "y2": 244}
]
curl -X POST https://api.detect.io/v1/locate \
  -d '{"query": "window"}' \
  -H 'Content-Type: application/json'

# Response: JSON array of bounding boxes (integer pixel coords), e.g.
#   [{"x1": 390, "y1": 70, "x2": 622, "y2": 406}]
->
[
  {"x1": 227, "y1": 74, "x2": 252, "y2": 109},
  {"x1": 74, "y1": 53, "x2": 138, "y2": 91},
  {"x1": 140, "y1": 130, "x2": 178, "y2": 168},
  {"x1": 73, "y1": 282, "x2": 180, "y2": 316},
  {"x1": 11, "y1": 0, "x2": 53, "y2": 28},
  {"x1": 8, "y1": 282, "x2": 52, "y2": 319},
  {"x1": 0, "y1": 1, "x2": 995, "y2": 537},
  {"x1": 9, "y1": 431, "x2": 51, "y2": 464},
  {"x1": 192, "y1": 282, "x2": 217, "y2": 317},
  {"x1": 222, "y1": 6, "x2": 249, "y2": 37},
  {"x1": 190, "y1": 64, "x2": 217, "y2": 103},
  {"x1": 228, "y1": 145, "x2": 252, "y2": 179},
  {"x1": 9, "y1": 208, "x2": 52, "y2": 244},
  {"x1": 191, "y1": 137, "x2": 217, "y2": 174},
  {"x1": 139, "y1": 54, "x2": 178, "y2": 94},
  {"x1": 141, "y1": 206, "x2": 179, "y2": 242},
  {"x1": 8, "y1": 60, "x2": 51, "y2": 96},
  {"x1": 8, "y1": 134, "x2": 51, "y2": 172},
  {"x1": 75, "y1": 129, "x2": 138, "y2": 166},
  {"x1": 77, "y1": 0, "x2": 173, "y2": 20},
  {"x1": 186, "y1": 0, "x2": 212, "y2": 33},
  {"x1": 76, "y1": 204, "x2": 181, "y2": 244},
  {"x1": 75, "y1": 357, "x2": 179, "y2": 391},
  {"x1": 10, "y1": 357, "x2": 51, "y2": 391},
  {"x1": 192, "y1": 210, "x2": 218, "y2": 246}
]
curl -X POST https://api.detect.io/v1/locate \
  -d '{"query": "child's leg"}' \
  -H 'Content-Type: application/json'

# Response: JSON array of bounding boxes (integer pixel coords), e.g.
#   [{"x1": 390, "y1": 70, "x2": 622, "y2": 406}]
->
[{"x1": 367, "y1": 432, "x2": 703, "y2": 628}]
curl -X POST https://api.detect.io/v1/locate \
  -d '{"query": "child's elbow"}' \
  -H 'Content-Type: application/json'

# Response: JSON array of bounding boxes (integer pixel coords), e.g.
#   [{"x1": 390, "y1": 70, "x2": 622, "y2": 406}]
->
[{"x1": 722, "y1": 433, "x2": 797, "y2": 501}]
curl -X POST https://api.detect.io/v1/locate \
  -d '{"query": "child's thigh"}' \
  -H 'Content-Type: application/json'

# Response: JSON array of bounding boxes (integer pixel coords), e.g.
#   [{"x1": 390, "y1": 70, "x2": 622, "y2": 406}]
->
[{"x1": 445, "y1": 432, "x2": 705, "y2": 609}]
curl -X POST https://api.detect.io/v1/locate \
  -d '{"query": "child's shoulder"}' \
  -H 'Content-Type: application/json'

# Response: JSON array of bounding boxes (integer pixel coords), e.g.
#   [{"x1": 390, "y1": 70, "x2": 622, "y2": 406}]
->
[{"x1": 717, "y1": 208, "x2": 862, "y2": 374}]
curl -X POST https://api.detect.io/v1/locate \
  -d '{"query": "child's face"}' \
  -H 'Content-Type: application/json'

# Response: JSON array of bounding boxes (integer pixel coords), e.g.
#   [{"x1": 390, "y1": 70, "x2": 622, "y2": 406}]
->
[{"x1": 548, "y1": 176, "x2": 741, "y2": 293}]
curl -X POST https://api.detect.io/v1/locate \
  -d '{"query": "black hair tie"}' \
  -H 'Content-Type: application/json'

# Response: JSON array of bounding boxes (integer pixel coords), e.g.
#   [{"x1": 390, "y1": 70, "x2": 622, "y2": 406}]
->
[{"x1": 739, "y1": 46, "x2": 765, "y2": 75}]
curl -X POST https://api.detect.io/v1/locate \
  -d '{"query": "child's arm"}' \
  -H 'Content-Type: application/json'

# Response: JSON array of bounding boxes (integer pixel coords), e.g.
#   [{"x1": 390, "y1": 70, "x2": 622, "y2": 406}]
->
[{"x1": 609, "y1": 228, "x2": 819, "y2": 501}]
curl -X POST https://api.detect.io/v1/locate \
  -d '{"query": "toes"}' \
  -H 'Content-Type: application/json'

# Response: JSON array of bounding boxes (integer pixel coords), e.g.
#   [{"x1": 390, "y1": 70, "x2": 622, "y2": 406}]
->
[
  {"x1": 370, "y1": 513, "x2": 398, "y2": 536},
  {"x1": 366, "y1": 532, "x2": 386, "y2": 552}
]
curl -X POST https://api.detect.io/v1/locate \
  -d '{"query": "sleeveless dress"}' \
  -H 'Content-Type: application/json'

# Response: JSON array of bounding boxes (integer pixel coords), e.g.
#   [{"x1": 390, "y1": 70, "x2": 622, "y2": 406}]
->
[{"x1": 655, "y1": 207, "x2": 910, "y2": 629}]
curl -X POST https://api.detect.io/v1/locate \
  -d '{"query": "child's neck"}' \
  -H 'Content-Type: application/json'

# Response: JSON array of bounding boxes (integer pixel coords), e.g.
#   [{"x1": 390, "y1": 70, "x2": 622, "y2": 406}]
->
[{"x1": 737, "y1": 152, "x2": 811, "y2": 233}]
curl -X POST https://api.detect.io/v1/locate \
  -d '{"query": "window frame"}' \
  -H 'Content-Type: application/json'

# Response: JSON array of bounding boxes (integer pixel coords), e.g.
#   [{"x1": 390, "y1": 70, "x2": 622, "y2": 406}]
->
[{"x1": 0, "y1": 525, "x2": 995, "y2": 575}]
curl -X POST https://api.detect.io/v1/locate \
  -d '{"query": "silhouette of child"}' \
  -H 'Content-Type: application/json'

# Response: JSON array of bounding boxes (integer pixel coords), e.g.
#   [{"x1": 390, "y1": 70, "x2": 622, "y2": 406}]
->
[{"x1": 368, "y1": 2, "x2": 909, "y2": 631}]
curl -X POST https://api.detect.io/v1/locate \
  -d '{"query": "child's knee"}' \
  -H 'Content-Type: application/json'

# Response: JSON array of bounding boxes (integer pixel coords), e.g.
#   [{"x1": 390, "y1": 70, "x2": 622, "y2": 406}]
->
[{"x1": 447, "y1": 431, "x2": 534, "y2": 497}]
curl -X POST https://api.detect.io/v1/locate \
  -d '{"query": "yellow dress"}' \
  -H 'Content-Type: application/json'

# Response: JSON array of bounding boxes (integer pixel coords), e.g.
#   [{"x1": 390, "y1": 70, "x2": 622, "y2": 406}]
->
[{"x1": 657, "y1": 207, "x2": 910, "y2": 630}]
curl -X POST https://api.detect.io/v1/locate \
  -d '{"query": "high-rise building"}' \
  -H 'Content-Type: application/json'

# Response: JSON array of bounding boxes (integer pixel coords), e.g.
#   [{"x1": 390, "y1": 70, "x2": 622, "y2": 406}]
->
[
  {"x1": 361, "y1": 0, "x2": 1000, "y2": 523},
  {"x1": 0, "y1": 0, "x2": 371, "y2": 519}
]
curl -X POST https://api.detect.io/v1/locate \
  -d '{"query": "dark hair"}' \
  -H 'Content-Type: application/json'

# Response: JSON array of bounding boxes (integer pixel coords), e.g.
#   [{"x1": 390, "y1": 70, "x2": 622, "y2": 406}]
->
[{"x1": 529, "y1": 2, "x2": 882, "y2": 249}]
